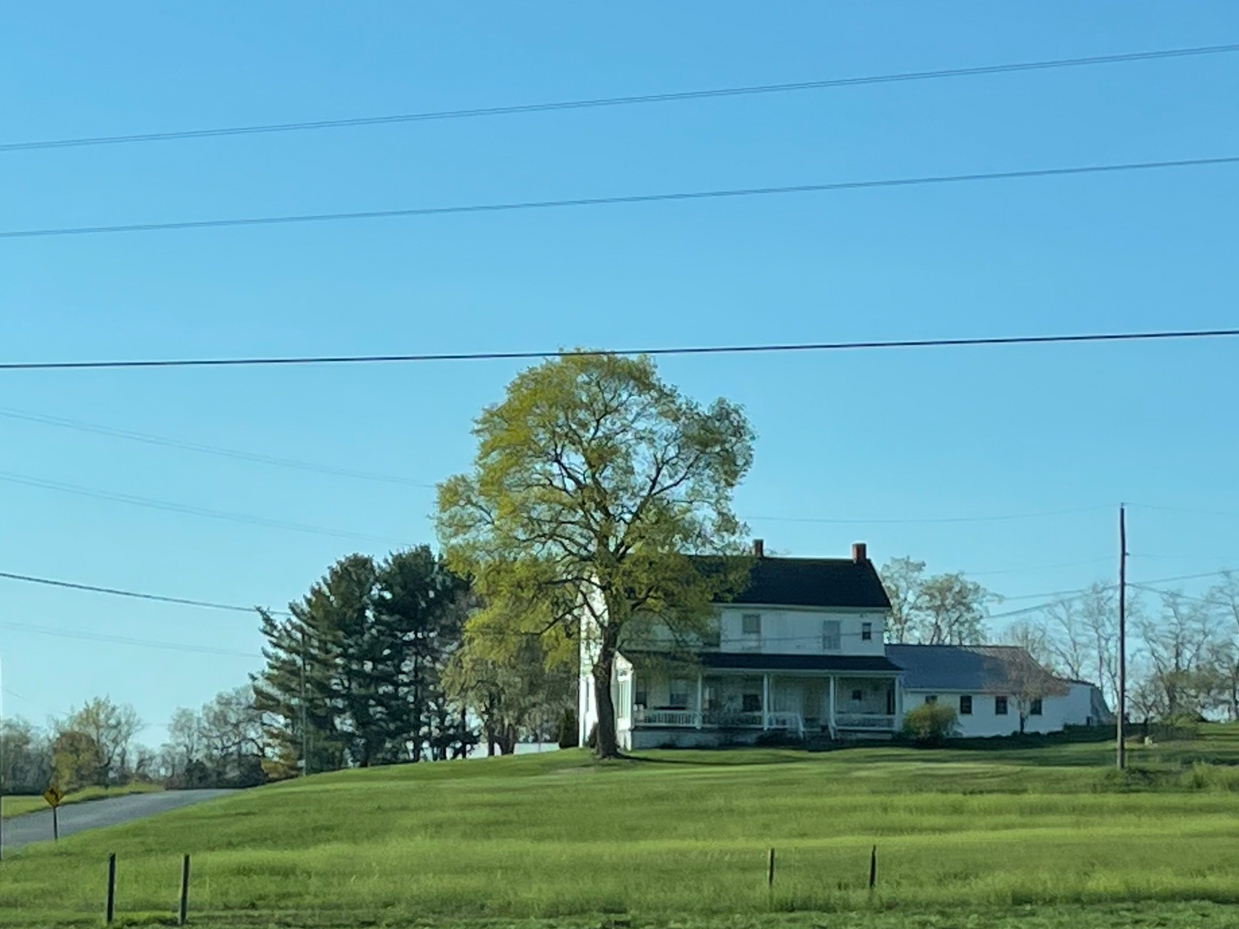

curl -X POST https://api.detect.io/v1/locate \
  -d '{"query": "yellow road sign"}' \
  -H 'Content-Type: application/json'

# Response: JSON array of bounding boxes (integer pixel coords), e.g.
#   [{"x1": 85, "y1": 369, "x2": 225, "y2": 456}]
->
[{"x1": 42, "y1": 785, "x2": 64, "y2": 808}]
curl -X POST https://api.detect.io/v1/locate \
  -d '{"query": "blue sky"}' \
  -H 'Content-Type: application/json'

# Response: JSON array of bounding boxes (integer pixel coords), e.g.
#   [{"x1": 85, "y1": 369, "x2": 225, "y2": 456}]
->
[{"x1": 1, "y1": 3, "x2": 1237, "y2": 746}]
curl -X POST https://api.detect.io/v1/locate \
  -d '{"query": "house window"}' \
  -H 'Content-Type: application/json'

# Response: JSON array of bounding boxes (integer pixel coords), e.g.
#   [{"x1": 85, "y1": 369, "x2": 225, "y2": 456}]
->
[
  {"x1": 1030, "y1": 698, "x2": 1043, "y2": 716},
  {"x1": 741, "y1": 613, "x2": 762, "y2": 636},
  {"x1": 851, "y1": 689, "x2": 863, "y2": 702},
  {"x1": 861, "y1": 622, "x2": 873, "y2": 641},
  {"x1": 924, "y1": 695, "x2": 938, "y2": 705},
  {"x1": 822, "y1": 620, "x2": 842, "y2": 651},
  {"x1": 668, "y1": 680, "x2": 690, "y2": 709},
  {"x1": 635, "y1": 681, "x2": 647, "y2": 708},
  {"x1": 959, "y1": 695, "x2": 972, "y2": 715},
  {"x1": 742, "y1": 693, "x2": 762, "y2": 713},
  {"x1": 995, "y1": 696, "x2": 1009, "y2": 716}
]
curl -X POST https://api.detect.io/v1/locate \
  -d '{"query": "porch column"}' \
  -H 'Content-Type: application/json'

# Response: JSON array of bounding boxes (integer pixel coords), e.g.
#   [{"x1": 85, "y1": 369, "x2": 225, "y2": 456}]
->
[
  {"x1": 696, "y1": 674, "x2": 704, "y2": 729},
  {"x1": 828, "y1": 675, "x2": 836, "y2": 732},
  {"x1": 894, "y1": 676, "x2": 903, "y2": 729},
  {"x1": 762, "y1": 673, "x2": 771, "y2": 730}
]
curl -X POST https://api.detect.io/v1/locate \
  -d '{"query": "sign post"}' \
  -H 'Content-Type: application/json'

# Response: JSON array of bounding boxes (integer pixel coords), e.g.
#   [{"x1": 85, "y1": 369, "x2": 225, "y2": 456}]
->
[{"x1": 42, "y1": 785, "x2": 64, "y2": 841}]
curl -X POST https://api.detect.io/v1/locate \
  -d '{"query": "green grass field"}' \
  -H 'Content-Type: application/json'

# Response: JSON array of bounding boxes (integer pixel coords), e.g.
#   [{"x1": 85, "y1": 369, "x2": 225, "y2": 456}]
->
[
  {"x1": 5, "y1": 730, "x2": 1239, "y2": 928},
  {"x1": 0, "y1": 783, "x2": 163, "y2": 819}
]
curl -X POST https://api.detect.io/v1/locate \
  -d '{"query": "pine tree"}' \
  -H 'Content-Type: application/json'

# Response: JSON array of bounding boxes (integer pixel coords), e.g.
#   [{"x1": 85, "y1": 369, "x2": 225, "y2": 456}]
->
[{"x1": 254, "y1": 547, "x2": 475, "y2": 774}]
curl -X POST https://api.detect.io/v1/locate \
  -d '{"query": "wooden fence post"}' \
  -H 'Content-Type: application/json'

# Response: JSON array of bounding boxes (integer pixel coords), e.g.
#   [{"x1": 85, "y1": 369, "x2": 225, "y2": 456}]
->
[
  {"x1": 868, "y1": 845, "x2": 877, "y2": 891},
  {"x1": 105, "y1": 853, "x2": 117, "y2": 924},
  {"x1": 178, "y1": 854, "x2": 191, "y2": 925}
]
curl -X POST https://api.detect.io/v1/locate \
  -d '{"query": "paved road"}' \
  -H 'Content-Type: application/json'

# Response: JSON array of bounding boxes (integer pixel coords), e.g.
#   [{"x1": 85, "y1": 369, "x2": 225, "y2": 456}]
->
[{"x1": 1, "y1": 790, "x2": 232, "y2": 853}]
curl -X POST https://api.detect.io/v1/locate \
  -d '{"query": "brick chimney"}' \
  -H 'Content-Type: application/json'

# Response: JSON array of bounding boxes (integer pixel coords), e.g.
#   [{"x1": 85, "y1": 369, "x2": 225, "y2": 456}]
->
[
  {"x1": 753, "y1": 539, "x2": 765, "y2": 558},
  {"x1": 851, "y1": 542, "x2": 868, "y2": 563}
]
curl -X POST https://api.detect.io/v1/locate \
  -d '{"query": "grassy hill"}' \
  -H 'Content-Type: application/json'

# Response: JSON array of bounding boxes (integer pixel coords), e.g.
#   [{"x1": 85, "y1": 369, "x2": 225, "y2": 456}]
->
[{"x1": 5, "y1": 729, "x2": 1239, "y2": 928}]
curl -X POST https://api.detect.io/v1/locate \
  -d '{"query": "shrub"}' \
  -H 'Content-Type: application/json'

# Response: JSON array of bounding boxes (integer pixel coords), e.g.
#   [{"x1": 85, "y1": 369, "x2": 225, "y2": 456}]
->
[
  {"x1": 901, "y1": 703, "x2": 958, "y2": 744},
  {"x1": 755, "y1": 730, "x2": 802, "y2": 747}
]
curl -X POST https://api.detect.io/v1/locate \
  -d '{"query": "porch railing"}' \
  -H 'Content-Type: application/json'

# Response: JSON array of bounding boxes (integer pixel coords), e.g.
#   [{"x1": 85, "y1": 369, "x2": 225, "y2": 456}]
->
[
  {"x1": 635, "y1": 708, "x2": 805, "y2": 735},
  {"x1": 834, "y1": 713, "x2": 898, "y2": 731},
  {"x1": 635, "y1": 709, "x2": 700, "y2": 727}
]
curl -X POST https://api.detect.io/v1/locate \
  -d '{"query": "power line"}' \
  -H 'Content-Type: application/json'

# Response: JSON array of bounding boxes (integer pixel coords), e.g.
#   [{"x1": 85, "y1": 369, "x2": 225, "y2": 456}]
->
[
  {"x1": 0, "y1": 569, "x2": 289, "y2": 616},
  {"x1": 0, "y1": 618, "x2": 262, "y2": 659},
  {"x1": 0, "y1": 406, "x2": 434, "y2": 488},
  {"x1": 1127, "y1": 501, "x2": 1239, "y2": 520},
  {"x1": 1, "y1": 326, "x2": 1236, "y2": 373},
  {"x1": 0, "y1": 468, "x2": 402, "y2": 545},
  {"x1": 970, "y1": 557, "x2": 1116, "y2": 577},
  {"x1": 745, "y1": 505, "x2": 1111, "y2": 526},
  {"x1": 4, "y1": 43, "x2": 1236, "y2": 155},
  {"x1": 4, "y1": 154, "x2": 1238, "y2": 242}
]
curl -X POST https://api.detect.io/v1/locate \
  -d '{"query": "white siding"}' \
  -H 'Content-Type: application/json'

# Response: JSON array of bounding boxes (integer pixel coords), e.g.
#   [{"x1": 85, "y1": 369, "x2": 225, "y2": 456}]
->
[
  {"x1": 717, "y1": 605, "x2": 886, "y2": 656},
  {"x1": 903, "y1": 689, "x2": 1079, "y2": 738}
]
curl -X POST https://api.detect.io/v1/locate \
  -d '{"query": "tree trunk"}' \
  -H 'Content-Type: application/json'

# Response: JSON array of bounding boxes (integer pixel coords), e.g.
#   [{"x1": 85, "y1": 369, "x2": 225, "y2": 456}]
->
[
  {"x1": 498, "y1": 724, "x2": 518, "y2": 756},
  {"x1": 592, "y1": 649, "x2": 620, "y2": 758}
]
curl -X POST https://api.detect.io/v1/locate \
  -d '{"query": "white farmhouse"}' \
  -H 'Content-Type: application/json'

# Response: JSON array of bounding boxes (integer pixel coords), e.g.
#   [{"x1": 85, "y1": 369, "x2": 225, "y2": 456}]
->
[{"x1": 578, "y1": 541, "x2": 1110, "y2": 749}]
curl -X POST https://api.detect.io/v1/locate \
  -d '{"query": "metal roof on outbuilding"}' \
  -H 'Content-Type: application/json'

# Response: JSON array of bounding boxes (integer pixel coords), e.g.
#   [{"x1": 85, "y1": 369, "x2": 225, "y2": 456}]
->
[{"x1": 885, "y1": 644, "x2": 1059, "y2": 692}]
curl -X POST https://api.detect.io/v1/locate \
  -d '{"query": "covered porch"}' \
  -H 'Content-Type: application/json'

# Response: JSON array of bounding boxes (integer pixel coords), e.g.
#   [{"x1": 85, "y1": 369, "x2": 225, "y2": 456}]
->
[{"x1": 624, "y1": 660, "x2": 902, "y2": 744}]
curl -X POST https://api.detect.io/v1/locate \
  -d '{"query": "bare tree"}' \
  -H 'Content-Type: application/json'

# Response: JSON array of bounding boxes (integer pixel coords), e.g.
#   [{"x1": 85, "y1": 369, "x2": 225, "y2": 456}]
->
[
  {"x1": 1135, "y1": 590, "x2": 1224, "y2": 719},
  {"x1": 1040, "y1": 599, "x2": 1090, "y2": 681},
  {"x1": 878, "y1": 557, "x2": 926, "y2": 644},
  {"x1": 201, "y1": 687, "x2": 264, "y2": 784},
  {"x1": 1207, "y1": 573, "x2": 1239, "y2": 720},
  {"x1": 60, "y1": 697, "x2": 143, "y2": 786},
  {"x1": 917, "y1": 573, "x2": 998, "y2": 645},
  {"x1": 1003, "y1": 620, "x2": 1054, "y2": 670},
  {"x1": 1078, "y1": 583, "x2": 1119, "y2": 709},
  {"x1": 986, "y1": 649, "x2": 1065, "y2": 733}
]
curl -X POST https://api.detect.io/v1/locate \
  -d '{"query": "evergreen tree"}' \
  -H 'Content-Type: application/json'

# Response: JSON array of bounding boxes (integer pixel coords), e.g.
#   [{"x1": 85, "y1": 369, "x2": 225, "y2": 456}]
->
[{"x1": 253, "y1": 547, "x2": 473, "y2": 774}]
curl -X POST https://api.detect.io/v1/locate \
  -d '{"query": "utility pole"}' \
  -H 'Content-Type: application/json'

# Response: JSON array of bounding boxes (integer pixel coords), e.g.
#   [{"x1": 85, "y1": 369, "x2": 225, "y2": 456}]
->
[
  {"x1": 1117, "y1": 504, "x2": 1127, "y2": 770},
  {"x1": 299, "y1": 629, "x2": 309, "y2": 777}
]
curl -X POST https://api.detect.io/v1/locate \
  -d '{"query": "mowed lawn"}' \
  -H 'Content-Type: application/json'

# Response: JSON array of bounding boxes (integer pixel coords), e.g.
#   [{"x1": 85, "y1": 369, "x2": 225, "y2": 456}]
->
[{"x1": 5, "y1": 731, "x2": 1239, "y2": 928}]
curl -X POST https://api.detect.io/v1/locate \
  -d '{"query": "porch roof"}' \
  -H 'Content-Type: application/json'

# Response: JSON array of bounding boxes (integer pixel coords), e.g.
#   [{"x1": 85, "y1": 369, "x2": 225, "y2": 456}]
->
[{"x1": 697, "y1": 652, "x2": 901, "y2": 673}]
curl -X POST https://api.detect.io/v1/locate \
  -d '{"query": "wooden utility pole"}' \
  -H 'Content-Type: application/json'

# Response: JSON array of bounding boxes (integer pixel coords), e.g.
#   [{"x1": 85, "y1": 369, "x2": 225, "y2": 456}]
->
[
  {"x1": 299, "y1": 629, "x2": 309, "y2": 777},
  {"x1": 1117, "y1": 504, "x2": 1127, "y2": 770}
]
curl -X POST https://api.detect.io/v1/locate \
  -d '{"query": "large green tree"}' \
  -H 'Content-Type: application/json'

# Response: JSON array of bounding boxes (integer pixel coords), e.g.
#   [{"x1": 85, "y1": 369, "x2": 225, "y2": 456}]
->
[{"x1": 436, "y1": 353, "x2": 754, "y2": 758}]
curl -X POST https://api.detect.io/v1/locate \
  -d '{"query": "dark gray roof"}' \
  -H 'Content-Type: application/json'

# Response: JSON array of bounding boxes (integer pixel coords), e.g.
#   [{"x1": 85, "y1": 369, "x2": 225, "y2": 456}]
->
[
  {"x1": 703, "y1": 556, "x2": 891, "y2": 610},
  {"x1": 698, "y1": 649, "x2": 901, "y2": 673},
  {"x1": 885, "y1": 644, "x2": 1061, "y2": 692},
  {"x1": 700, "y1": 652, "x2": 901, "y2": 673}
]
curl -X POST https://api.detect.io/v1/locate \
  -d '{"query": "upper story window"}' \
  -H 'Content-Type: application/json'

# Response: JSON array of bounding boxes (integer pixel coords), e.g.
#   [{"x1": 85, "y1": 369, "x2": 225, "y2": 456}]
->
[
  {"x1": 925, "y1": 695, "x2": 938, "y2": 705},
  {"x1": 861, "y1": 621, "x2": 873, "y2": 641},
  {"x1": 740, "y1": 613, "x2": 762, "y2": 651},
  {"x1": 822, "y1": 619, "x2": 842, "y2": 651}
]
